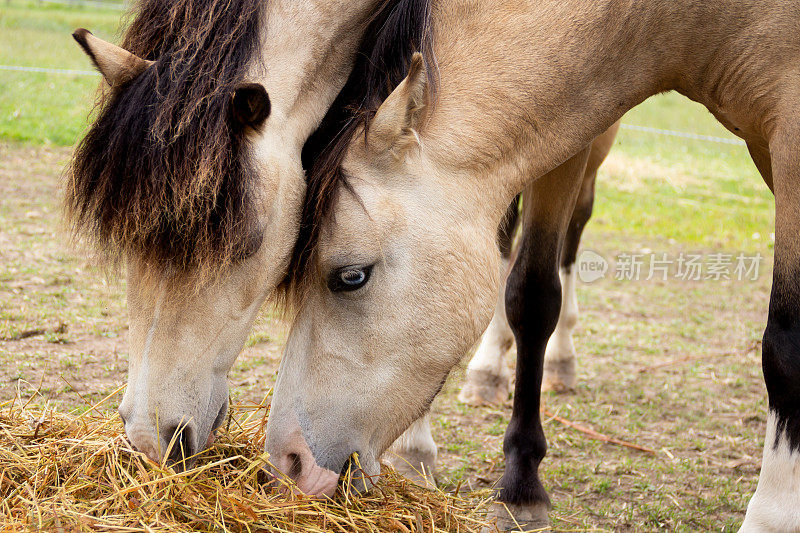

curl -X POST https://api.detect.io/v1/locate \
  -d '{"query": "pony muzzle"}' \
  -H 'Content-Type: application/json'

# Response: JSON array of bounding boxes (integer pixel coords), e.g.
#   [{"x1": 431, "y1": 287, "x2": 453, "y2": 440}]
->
[
  {"x1": 268, "y1": 430, "x2": 340, "y2": 498},
  {"x1": 119, "y1": 394, "x2": 227, "y2": 468}
]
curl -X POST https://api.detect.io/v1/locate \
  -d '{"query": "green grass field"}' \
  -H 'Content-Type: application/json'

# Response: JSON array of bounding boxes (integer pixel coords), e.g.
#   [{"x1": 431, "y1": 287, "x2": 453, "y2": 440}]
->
[
  {"x1": 0, "y1": 1, "x2": 123, "y2": 144},
  {"x1": 0, "y1": 2, "x2": 777, "y2": 531}
]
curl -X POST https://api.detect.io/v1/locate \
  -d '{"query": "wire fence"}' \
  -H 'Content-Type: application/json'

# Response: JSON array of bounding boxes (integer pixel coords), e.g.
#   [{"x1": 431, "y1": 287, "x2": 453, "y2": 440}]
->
[
  {"x1": 620, "y1": 124, "x2": 746, "y2": 147},
  {"x1": 0, "y1": 64, "x2": 97, "y2": 76}
]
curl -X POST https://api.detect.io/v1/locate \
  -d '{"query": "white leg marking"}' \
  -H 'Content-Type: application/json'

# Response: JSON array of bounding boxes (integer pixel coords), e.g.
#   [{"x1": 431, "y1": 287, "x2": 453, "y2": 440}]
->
[
  {"x1": 467, "y1": 276, "x2": 514, "y2": 378},
  {"x1": 459, "y1": 260, "x2": 513, "y2": 405},
  {"x1": 740, "y1": 411, "x2": 800, "y2": 532},
  {"x1": 386, "y1": 413, "x2": 437, "y2": 488},
  {"x1": 544, "y1": 266, "x2": 578, "y2": 365}
]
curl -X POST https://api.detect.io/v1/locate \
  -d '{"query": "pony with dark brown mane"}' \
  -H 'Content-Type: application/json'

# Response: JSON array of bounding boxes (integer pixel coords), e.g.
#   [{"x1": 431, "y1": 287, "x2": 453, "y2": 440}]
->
[
  {"x1": 68, "y1": 0, "x2": 267, "y2": 278},
  {"x1": 291, "y1": 0, "x2": 624, "y2": 487}
]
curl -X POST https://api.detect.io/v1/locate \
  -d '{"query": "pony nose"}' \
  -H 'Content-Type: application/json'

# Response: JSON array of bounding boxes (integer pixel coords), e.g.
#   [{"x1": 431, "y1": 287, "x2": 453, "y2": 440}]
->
[
  {"x1": 270, "y1": 431, "x2": 339, "y2": 497},
  {"x1": 161, "y1": 420, "x2": 199, "y2": 467},
  {"x1": 121, "y1": 414, "x2": 199, "y2": 467}
]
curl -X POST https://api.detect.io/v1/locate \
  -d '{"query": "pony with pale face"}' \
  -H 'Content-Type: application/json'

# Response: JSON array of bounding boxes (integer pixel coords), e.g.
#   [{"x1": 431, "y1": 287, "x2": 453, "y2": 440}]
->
[
  {"x1": 265, "y1": 52, "x2": 498, "y2": 495},
  {"x1": 266, "y1": 0, "x2": 800, "y2": 530}
]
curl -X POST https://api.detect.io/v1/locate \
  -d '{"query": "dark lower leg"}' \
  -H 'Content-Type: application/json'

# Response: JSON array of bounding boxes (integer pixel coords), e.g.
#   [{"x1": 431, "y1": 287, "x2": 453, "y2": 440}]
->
[
  {"x1": 742, "y1": 237, "x2": 800, "y2": 531},
  {"x1": 498, "y1": 238, "x2": 561, "y2": 507},
  {"x1": 741, "y1": 138, "x2": 800, "y2": 531},
  {"x1": 760, "y1": 143, "x2": 800, "y2": 448},
  {"x1": 495, "y1": 150, "x2": 589, "y2": 523},
  {"x1": 763, "y1": 285, "x2": 800, "y2": 447}
]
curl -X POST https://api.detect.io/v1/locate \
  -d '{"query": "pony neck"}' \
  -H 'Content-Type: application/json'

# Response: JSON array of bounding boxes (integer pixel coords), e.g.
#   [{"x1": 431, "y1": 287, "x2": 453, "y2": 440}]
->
[
  {"x1": 258, "y1": 0, "x2": 384, "y2": 145},
  {"x1": 420, "y1": 0, "x2": 762, "y2": 213}
]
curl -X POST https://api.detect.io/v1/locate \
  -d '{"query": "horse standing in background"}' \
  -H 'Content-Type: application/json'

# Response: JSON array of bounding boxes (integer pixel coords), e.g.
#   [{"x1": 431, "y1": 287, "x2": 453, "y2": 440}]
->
[{"x1": 459, "y1": 122, "x2": 621, "y2": 405}]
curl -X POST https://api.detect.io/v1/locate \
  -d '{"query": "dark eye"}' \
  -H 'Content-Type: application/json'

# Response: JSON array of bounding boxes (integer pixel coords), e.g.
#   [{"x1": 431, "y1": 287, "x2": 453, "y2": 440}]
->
[{"x1": 328, "y1": 265, "x2": 373, "y2": 293}]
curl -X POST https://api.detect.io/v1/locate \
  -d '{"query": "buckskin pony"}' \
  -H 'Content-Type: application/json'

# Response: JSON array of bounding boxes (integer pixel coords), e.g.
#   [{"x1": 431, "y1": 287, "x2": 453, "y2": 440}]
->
[{"x1": 266, "y1": 1, "x2": 800, "y2": 530}]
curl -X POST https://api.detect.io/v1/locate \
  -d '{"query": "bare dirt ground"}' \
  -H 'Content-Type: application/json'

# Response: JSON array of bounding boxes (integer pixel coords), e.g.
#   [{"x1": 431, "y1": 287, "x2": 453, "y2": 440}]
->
[{"x1": 0, "y1": 142, "x2": 772, "y2": 531}]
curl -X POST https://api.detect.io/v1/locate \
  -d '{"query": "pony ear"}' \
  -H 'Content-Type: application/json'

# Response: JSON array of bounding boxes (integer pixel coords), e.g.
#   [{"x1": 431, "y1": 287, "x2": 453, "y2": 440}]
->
[
  {"x1": 231, "y1": 83, "x2": 271, "y2": 130},
  {"x1": 72, "y1": 28, "x2": 152, "y2": 87},
  {"x1": 368, "y1": 52, "x2": 428, "y2": 157}
]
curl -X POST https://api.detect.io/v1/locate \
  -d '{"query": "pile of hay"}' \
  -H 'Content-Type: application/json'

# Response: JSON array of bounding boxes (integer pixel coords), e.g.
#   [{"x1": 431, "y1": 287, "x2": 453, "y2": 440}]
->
[{"x1": 0, "y1": 393, "x2": 494, "y2": 532}]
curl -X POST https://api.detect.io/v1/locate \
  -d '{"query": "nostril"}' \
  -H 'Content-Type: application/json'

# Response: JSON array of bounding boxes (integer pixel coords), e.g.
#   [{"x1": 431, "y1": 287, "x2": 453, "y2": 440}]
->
[
  {"x1": 163, "y1": 422, "x2": 196, "y2": 467},
  {"x1": 287, "y1": 452, "x2": 302, "y2": 479},
  {"x1": 117, "y1": 407, "x2": 128, "y2": 427},
  {"x1": 267, "y1": 435, "x2": 341, "y2": 497},
  {"x1": 340, "y1": 455, "x2": 354, "y2": 478}
]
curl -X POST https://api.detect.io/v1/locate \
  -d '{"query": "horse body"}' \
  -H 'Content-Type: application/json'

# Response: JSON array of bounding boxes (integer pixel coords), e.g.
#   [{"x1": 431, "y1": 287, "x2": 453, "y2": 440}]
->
[{"x1": 266, "y1": 0, "x2": 800, "y2": 529}]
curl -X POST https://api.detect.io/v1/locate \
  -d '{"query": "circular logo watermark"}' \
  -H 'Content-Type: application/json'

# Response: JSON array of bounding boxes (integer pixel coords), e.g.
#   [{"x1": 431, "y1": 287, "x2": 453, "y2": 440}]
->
[{"x1": 577, "y1": 250, "x2": 609, "y2": 283}]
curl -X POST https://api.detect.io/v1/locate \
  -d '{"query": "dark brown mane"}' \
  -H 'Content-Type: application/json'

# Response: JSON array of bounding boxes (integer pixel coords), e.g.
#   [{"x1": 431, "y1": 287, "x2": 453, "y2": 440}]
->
[
  {"x1": 280, "y1": 0, "x2": 437, "y2": 303},
  {"x1": 67, "y1": 0, "x2": 264, "y2": 278}
]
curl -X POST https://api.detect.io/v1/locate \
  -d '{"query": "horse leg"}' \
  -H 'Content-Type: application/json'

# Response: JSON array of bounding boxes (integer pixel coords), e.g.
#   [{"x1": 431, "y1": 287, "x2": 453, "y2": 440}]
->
[
  {"x1": 384, "y1": 412, "x2": 437, "y2": 489},
  {"x1": 491, "y1": 148, "x2": 590, "y2": 531},
  {"x1": 740, "y1": 133, "x2": 800, "y2": 532},
  {"x1": 540, "y1": 172, "x2": 594, "y2": 392},
  {"x1": 467, "y1": 180, "x2": 590, "y2": 401},
  {"x1": 459, "y1": 197, "x2": 520, "y2": 406},
  {"x1": 542, "y1": 121, "x2": 619, "y2": 392}
]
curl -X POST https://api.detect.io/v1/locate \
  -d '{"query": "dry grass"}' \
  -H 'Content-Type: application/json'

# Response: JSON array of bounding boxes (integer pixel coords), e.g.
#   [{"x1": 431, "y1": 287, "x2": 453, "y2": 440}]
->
[{"x1": 0, "y1": 391, "x2": 494, "y2": 532}]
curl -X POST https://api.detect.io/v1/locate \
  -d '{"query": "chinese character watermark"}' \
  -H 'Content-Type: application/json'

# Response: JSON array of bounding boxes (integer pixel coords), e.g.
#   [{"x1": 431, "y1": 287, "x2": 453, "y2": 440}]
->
[{"x1": 577, "y1": 250, "x2": 763, "y2": 283}]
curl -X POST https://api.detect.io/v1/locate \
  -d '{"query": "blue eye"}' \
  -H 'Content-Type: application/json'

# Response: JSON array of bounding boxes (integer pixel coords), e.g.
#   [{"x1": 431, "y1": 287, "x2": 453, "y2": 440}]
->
[{"x1": 329, "y1": 265, "x2": 373, "y2": 292}]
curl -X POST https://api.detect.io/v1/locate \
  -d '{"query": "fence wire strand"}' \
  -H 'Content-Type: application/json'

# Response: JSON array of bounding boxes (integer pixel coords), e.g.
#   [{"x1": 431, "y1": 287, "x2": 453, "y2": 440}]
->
[
  {"x1": 0, "y1": 65, "x2": 98, "y2": 76},
  {"x1": 620, "y1": 124, "x2": 746, "y2": 146}
]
